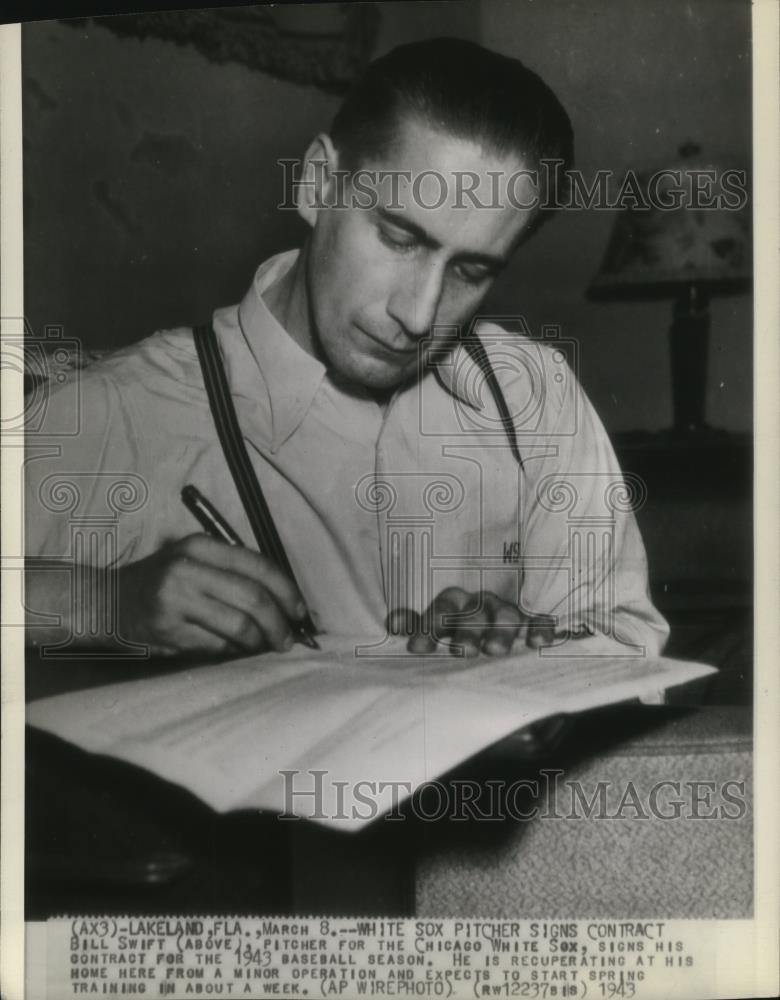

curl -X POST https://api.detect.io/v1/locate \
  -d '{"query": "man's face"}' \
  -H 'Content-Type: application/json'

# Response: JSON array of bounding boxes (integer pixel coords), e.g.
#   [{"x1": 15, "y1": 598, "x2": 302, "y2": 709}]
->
[{"x1": 304, "y1": 116, "x2": 537, "y2": 391}]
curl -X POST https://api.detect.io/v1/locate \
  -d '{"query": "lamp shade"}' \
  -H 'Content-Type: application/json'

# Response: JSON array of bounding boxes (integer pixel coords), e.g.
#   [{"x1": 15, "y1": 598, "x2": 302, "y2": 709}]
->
[{"x1": 587, "y1": 143, "x2": 751, "y2": 301}]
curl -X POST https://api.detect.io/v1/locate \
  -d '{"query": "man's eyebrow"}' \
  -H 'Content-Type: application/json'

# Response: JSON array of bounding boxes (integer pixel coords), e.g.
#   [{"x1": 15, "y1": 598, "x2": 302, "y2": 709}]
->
[{"x1": 376, "y1": 207, "x2": 508, "y2": 269}]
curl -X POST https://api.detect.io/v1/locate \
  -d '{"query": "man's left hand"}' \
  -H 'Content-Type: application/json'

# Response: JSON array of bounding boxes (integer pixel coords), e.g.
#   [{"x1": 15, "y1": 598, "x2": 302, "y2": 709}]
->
[{"x1": 387, "y1": 587, "x2": 560, "y2": 656}]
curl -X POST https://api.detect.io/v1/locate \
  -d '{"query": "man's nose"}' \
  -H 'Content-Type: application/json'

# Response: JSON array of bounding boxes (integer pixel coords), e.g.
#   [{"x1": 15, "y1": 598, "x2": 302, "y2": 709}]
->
[{"x1": 387, "y1": 260, "x2": 445, "y2": 338}]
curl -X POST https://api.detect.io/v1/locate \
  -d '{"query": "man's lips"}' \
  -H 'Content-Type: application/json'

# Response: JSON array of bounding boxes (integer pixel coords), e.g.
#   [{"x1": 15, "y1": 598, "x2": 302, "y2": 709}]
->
[{"x1": 356, "y1": 325, "x2": 418, "y2": 358}]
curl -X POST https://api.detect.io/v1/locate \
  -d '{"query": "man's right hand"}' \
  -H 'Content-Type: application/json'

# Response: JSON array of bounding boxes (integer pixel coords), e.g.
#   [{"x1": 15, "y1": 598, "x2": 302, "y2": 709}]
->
[{"x1": 117, "y1": 534, "x2": 307, "y2": 657}]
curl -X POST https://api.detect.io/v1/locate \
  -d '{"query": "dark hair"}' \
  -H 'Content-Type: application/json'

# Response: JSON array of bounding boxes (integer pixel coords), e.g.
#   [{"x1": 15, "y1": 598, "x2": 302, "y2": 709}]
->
[{"x1": 330, "y1": 37, "x2": 574, "y2": 225}]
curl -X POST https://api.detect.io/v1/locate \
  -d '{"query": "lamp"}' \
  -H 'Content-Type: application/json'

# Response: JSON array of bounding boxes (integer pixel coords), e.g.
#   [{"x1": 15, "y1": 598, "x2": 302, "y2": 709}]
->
[{"x1": 586, "y1": 143, "x2": 751, "y2": 434}]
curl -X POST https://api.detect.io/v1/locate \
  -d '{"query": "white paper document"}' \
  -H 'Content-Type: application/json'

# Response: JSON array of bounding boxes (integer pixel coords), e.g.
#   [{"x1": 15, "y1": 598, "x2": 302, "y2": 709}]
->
[{"x1": 26, "y1": 636, "x2": 716, "y2": 830}]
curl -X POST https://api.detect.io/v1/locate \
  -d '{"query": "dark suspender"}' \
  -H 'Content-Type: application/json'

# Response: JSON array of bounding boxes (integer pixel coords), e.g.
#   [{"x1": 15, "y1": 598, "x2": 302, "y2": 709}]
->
[
  {"x1": 192, "y1": 324, "x2": 524, "y2": 554},
  {"x1": 461, "y1": 336, "x2": 524, "y2": 469},
  {"x1": 192, "y1": 322, "x2": 298, "y2": 579}
]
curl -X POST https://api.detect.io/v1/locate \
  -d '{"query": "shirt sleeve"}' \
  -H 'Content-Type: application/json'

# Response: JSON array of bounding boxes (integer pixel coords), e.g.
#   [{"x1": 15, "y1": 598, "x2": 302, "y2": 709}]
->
[
  {"x1": 517, "y1": 352, "x2": 670, "y2": 657},
  {"x1": 25, "y1": 365, "x2": 149, "y2": 568}
]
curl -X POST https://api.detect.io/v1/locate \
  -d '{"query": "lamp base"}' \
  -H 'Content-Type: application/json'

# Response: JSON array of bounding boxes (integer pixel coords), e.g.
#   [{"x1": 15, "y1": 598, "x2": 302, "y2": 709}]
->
[{"x1": 669, "y1": 285, "x2": 710, "y2": 434}]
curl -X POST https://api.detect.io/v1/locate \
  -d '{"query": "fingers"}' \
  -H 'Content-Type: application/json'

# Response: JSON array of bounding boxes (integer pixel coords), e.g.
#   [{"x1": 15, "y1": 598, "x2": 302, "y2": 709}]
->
[
  {"x1": 387, "y1": 607, "x2": 420, "y2": 637},
  {"x1": 175, "y1": 534, "x2": 306, "y2": 622},
  {"x1": 156, "y1": 620, "x2": 245, "y2": 659},
  {"x1": 451, "y1": 592, "x2": 492, "y2": 656},
  {"x1": 173, "y1": 558, "x2": 295, "y2": 653},
  {"x1": 526, "y1": 620, "x2": 557, "y2": 648},
  {"x1": 407, "y1": 587, "x2": 466, "y2": 654},
  {"x1": 481, "y1": 601, "x2": 523, "y2": 655},
  {"x1": 122, "y1": 536, "x2": 304, "y2": 656},
  {"x1": 186, "y1": 592, "x2": 289, "y2": 654},
  {"x1": 406, "y1": 588, "x2": 506, "y2": 656},
  {"x1": 400, "y1": 588, "x2": 561, "y2": 656}
]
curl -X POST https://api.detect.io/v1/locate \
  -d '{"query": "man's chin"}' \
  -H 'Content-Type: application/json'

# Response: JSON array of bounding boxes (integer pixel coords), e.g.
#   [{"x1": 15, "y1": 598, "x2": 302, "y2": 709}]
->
[{"x1": 329, "y1": 354, "x2": 419, "y2": 395}]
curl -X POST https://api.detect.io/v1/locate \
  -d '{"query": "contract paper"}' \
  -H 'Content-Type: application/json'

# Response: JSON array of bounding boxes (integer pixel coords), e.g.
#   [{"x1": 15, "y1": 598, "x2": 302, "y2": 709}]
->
[{"x1": 26, "y1": 635, "x2": 716, "y2": 831}]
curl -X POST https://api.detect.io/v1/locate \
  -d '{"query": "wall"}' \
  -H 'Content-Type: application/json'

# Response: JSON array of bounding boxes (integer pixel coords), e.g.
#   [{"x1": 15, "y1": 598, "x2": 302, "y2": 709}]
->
[
  {"x1": 21, "y1": 2, "x2": 478, "y2": 352},
  {"x1": 22, "y1": 0, "x2": 751, "y2": 433},
  {"x1": 479, "y1": 0, "x2": 752, "y2": 432}
]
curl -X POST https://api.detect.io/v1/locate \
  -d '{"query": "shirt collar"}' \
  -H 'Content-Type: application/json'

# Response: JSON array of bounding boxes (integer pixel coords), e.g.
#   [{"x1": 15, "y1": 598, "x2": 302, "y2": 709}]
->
[
  {"x1": 235, "y1": 250, "x2": 485, "y2": 451},
  {"x1": 237, "y1": 250, "x2": 326, "y2": 452}
]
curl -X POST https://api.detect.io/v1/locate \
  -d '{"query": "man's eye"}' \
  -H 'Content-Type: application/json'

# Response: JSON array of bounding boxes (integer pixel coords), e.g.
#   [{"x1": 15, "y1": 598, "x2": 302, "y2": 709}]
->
[
  {"x1": 378, "y1": 225, "x2": 417, "y2": 251},
  {"x1": 453, "y1": 262, "x2": 492, "y2": 285}
]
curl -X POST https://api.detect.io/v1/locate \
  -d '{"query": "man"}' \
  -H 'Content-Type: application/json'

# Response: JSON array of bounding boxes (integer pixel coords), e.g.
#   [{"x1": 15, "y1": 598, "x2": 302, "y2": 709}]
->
[{"x1": 24, "y1": 38, "x2": 668, "y2": 660}]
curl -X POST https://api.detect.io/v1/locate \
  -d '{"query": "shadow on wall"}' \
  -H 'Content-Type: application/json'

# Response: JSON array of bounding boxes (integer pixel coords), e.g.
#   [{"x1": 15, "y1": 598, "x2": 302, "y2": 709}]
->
[
  {"x1": 22, "y1": 0, "x2": 750, "y2": 433},
  {"x1": 21, "y1": 2, "x2": 478, "y2": 354}
]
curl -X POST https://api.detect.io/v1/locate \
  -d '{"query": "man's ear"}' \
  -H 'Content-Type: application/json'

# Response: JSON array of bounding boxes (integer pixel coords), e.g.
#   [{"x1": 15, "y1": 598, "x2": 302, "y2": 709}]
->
[{"x1": 296, "y1": 133, "x2": 341, "y2": 228}]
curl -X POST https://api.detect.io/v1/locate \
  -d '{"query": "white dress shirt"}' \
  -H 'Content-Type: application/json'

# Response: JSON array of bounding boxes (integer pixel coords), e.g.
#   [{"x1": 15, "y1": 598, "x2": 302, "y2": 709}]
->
[{"x1": 25, "y1": 250, "x2": 669, "y2": 654}]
